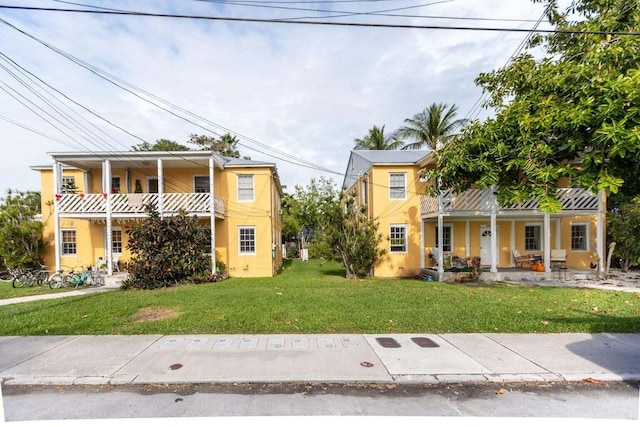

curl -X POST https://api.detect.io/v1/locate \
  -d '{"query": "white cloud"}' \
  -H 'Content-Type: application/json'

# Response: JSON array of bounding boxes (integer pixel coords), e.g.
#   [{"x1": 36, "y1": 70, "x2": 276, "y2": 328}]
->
[{"x1": 0, "y1": 0, "x2": 558, "y2": 194}]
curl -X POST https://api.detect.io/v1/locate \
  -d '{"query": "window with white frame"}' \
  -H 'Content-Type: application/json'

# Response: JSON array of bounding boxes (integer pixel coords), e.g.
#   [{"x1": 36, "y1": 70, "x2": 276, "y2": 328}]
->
[
  {"x1": 112, "y1": 229, "x2": 122, "y2": 254},
  {"x1": 389, "y1": 225, "x2": 407, "y2": 253},
  {"x1": 435, "y1": 225, "x2": 453, "y2": 253},
  {"x1": 239, "y1": 226, "x2": 256, "y2": 254},
  {"x1": 525, "y1": 225, "x2": 541, "y2": 251},
  {"x1": 61, "y1": 176, "x2": 76, "y2": 194},
  {"x1": 194, "y1": 176, "x2": 210, "y2": 193},
  {"x1": 389, "y1": 173, "x2": 406, "y2": 200},
  {"x1": 571, "y1": 224, "x2": 588, "y2": 251},
  {"x1": 237, "y1": 174, "x2": 254, "y2": 201},
  {"x1": 61, "y1": 229, "x2": 77, "y2": 255}
]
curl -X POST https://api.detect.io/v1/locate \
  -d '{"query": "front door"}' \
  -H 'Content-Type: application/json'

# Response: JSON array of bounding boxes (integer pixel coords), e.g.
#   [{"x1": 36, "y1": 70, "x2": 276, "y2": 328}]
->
[{"x1": 480, "y1": 226, "x2": 499, "y2": 266}]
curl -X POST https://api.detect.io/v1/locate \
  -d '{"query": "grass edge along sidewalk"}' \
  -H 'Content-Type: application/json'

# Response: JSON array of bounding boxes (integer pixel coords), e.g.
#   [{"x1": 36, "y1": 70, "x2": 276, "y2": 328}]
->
[{"x1": 0, "y1": 259, "x2": 638, "y2": 336}]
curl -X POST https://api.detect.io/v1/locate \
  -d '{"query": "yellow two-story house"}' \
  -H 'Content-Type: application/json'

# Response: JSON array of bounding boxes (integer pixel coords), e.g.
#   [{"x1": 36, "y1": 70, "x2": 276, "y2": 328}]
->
[
  {"x1": 343, "y1": 150, "x2": 605, "y2": 279},
  {"x1": 32, "y1": 151, "x2": 283, "y2": 278}
]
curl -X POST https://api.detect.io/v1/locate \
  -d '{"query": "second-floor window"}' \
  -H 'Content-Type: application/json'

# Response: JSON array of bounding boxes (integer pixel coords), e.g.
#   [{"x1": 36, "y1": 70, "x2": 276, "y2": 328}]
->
[
  {"x1": 111, "y1": 177, "x2": 121, "y2": 194},
  {"x1": 61, "y1": 176, "x2": 76, "y2": 194},
  {"x1": 194, "y1": 176, "x2": 210, "y2": 193},
  {"x1": 238, "y1": 174, "x2": 254, "y2": 201},
  {"x1": 525, "y1": 225, "x2": 541, "y2": 251},
  {"x1": 389, "y1": 173, "x2": 406, "y2": 200},
  {"x1": 362, "y1": 179, "x2": 368, "y2": 205}
]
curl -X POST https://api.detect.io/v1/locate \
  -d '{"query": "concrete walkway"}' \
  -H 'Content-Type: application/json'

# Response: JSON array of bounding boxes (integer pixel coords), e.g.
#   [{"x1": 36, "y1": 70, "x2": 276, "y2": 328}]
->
[{"x1": 0, "y1": 333, "x2": 638, "y2": 387}]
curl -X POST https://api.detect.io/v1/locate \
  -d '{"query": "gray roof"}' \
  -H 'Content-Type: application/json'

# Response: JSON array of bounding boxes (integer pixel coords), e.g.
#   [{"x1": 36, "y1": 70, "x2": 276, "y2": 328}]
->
[
  {"x1": 342, "y1": 150, "x2": 431, "y2": 189},
  {"x1": 350, "y1": 150, "x2": 431, "y2": 164}
]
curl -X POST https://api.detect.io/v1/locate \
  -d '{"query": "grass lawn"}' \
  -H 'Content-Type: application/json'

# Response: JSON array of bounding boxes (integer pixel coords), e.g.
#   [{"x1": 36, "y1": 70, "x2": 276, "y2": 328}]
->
[
  {"x1": 0, "y1": 259, "x2": 638, "y2": 336},
  {"x1": 0, "y1": 279, "x2": 71, "y2": 300}
]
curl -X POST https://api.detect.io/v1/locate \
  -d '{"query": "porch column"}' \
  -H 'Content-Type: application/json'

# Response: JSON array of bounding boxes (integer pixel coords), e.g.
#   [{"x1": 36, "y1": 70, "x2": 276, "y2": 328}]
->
[
  {"x1": 157, "y1": 159, "x2": 164, "y2": 217},
  {"x1": 437, "y1": 193, "x2": 444, "y2": 280},
  {"x1": 490, "y1": 186, "x2": 497, "y2": 273},
  {"x1": 209, "y1": 157, "x2": 216, "y2": 276},
  {"x1": 53, "y1": 161, "x2": 62, "y2": 272},
  {"x1": 510, "y1": 220, "x2": 516, "y2": 267},
  {"x1": 465, "y1": 220, "x2": 470, "y2": 258},
  {"x1": 105, "y1": 159, "x2": 113, "y2": 275},
  {"x1": 555, "y1": 218, "x2": 561, "y2": 249},
  {"x1": 419, "y1": 219, "x2": 425, "y2": 269},
  {"x1": 597, "y1": 190, "x2": 605, "y2": 278},
  {"x1": 544, "y1": 213, "x2": 551, "y2": 272}
]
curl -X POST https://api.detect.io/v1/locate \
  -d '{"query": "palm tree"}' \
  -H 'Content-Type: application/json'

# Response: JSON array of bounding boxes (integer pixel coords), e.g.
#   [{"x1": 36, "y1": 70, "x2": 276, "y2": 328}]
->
[
  {"x1": 396, "y1": 103, "x2": 469, "y2": 151},
  {"x1": 353, "y1": 125, "x2": 403, "y2": 150}
]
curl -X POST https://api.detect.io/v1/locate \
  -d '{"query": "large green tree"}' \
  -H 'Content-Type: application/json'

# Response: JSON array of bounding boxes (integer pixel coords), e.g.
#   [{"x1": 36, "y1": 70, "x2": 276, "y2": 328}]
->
[
  {"x1": 281, "y1": 177, "x2": 339, "y2": 251},
  {"x1": 426, "y1": 0, "x2": 640, "y2": 213},
  {"x1": 188, "y1": 133, "x2": 242, "y2": 158},
  {"x1": 132, "y1": 134, "x2": 247, "y2": 158},
  {"x1": 0, "y1": 190, "x2": 47, "y2": 268},
  {"x1": 396, "y1": 103, "x2": 468, "y2": 150},
  {"x1": 131, "y1": 138, "x2": 191, "y2": 151},
  {"x1": 353, "y1": 125, "x2": 403, "y2": 150}
]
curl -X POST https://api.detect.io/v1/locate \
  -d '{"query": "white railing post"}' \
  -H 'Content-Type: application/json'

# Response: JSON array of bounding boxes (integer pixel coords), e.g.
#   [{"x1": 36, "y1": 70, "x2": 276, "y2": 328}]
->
[
  {"x1": 597, "y1": 190, "x2": 605, "y2": 278},
  {"x1": 105, "y1": 159, "x2": 113, "y2": 275},
  {"x1": 53, "y1": 161, "x2": 61, "y2": 273},
  {"x1": 544, "y1": 213, "x2": 551, "y2": 273},
  {"x1": 157, "y1": 159, "x2": 164, "y2": 217},
  {"x1": 490, "y1": 186, "x2": 497, "y2": 273},
  {"x1": 209, "y1": 157, "x2": 216, "y2": 276}
]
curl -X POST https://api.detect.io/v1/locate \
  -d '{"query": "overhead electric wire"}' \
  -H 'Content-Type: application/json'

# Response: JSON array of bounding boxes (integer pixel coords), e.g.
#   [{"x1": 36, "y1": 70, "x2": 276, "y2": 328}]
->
[
  {"x1": 0, "y1": 17, "x2": 345, "y2": 177},
  {"x1": 3, "y1": 5, "x2": 637, "y2": 36}
]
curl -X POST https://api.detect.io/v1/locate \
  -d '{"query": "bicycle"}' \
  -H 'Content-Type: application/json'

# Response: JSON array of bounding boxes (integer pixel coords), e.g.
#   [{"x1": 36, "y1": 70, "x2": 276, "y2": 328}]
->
[
  {"x1": 49, "y1": 267, "x2": 104, "y2": 289},
  {"x1": 11, "y1": 264, "x2": 51, "y2": 288}
]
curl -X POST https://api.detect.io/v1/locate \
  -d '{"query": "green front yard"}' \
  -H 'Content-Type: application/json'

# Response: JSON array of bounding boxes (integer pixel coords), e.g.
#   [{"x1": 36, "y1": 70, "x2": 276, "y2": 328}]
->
[{"x1": 0, "y1": 259, "x2": 638, "y2": 335}]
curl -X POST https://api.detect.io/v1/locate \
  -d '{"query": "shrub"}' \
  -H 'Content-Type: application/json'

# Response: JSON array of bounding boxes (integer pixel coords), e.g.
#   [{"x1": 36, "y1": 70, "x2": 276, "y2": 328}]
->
[{"x1": 121, "y1": 206, "x2": 213, "y2": 289}]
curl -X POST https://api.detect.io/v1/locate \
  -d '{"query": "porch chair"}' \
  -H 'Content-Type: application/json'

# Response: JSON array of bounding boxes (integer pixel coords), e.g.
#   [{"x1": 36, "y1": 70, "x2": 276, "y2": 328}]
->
[
  {"x1": 96, "y1": 256, "x2": 107, "y2": 272},
  {"x1": 550, "y1": 249, "x2": 567, "y2": 266},
  {"x1": 113, "y1": 254, "x2": 121, "y2": 272},
  {"x1": 512, "y1": 249, "x2": 530, "y2": 268},
  {"x1": 431, "y1": 247, "x2": 440, "y2": 267}
]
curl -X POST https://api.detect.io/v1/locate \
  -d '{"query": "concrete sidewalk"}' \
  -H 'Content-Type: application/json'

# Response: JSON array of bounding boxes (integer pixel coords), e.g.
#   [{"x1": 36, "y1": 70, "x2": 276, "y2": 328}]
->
[{"x1": 0, "y1": 333, "x2": 638, "y2": 387}]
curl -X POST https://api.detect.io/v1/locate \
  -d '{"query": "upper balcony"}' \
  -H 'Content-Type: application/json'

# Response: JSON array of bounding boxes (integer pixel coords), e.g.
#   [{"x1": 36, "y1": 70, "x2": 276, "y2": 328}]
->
[
  {"x1": 57, "y1": 192, "x2": 226, "y2": 219},
  {"x1": 420, "y1": 188, "x2": 599, "y2": 217}
]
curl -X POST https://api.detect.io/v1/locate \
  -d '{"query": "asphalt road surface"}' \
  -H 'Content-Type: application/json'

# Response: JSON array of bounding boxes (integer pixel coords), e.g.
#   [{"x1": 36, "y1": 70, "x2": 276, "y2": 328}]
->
[{"x1": 2, "y1": 381, "x2": 639, "y2": 423}]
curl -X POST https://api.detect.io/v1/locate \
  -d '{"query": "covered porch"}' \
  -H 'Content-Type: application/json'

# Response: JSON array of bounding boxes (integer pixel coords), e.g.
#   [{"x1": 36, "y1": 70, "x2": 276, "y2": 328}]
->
[{"x1": 418, "y1": 187, "x2": 606, "y2": 281}]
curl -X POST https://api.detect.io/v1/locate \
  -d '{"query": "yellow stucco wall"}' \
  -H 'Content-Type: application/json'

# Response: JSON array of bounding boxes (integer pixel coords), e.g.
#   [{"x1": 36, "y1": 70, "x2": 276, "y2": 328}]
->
[{"x1": 363, "y1": 164, "x2": 426, "y2": 278}]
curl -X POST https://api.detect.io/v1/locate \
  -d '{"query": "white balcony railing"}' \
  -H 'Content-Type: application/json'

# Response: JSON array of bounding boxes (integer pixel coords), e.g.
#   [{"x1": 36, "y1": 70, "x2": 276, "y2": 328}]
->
[
  {"x1": 420, "y1": 188, "x2": 598, "y2": 216},
  {"x1": 58, "y1": 193, "x2": 226, "y2": 218}
]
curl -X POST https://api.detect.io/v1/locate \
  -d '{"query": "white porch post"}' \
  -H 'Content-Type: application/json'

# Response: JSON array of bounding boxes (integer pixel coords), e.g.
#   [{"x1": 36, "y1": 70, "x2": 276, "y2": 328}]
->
[
  {"x1": 209, "y1": 157, "x2": 216, "y2": 275},
  {"x1": 465, "y1": 220, "x2": 470, "y2": 258},
  {"x1": 544, "y1": 213, "x2": 551, "y2": 272},
  {"x1": 105, "y1": 159, "x2": 113, "y2": 275},
  {"x1": 597, "y1": 190, "x2": 605, "y2": 277},
  {"x1": 490, "y1": 186, "x2": 497, "y2": 273},
  {"x1": 157, "y1": 159, "x2": 164, "y2": 217},
  {"x1": 419, "y1": 219, "x2": 425, "y2": 269},
  {"x1": 436, "y1": 193, "x2": 444, "y2": 280},
  {"x1": 53, "y1": 161, "x2": 61, "y2": 272},
  {"x1": 510, "y1": 220, "x2": 516, "y2": 267}
]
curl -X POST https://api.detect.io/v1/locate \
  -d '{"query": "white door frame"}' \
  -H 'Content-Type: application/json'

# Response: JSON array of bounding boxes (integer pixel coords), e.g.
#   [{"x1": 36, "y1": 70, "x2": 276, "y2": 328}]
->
[{"x1": 480, "y1": 225, "x2": 499, "y2": 266}]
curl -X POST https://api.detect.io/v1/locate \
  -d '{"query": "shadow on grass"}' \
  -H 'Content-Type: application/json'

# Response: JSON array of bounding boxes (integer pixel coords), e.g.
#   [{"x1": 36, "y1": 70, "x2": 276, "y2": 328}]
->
[{"x1": 320, "y1": 267, "x2": 347, "y2": 277}]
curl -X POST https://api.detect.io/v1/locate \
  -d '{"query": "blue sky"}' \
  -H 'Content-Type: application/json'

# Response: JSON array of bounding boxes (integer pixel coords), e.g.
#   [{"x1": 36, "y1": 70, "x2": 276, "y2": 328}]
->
[{"x1": 0, "y1": 0, "x2": 560, "y2": 194}]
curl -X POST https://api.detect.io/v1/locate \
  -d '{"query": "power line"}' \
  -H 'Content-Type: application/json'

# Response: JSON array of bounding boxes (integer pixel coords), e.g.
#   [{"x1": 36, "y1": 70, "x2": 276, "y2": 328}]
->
[{"x1": 3, "y1": 5, "x2": 637, "y2": 35}]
